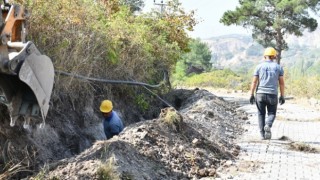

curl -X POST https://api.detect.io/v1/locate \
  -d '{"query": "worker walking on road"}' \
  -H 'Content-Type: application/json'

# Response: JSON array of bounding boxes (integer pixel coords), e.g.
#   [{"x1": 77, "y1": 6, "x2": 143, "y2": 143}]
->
[
  {"x1": 249, "y1": 47, "x2": 285, "y2": 140},
  {"x1": 100, "y1": 100, "x2": 124, "y2": 139}
]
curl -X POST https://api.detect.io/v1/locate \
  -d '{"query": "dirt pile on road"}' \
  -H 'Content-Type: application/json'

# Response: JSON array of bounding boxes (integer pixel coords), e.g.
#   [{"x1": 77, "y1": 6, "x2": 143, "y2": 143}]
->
[{"x1": 42, "y1": 89, "x2": 247, "y2": 179}]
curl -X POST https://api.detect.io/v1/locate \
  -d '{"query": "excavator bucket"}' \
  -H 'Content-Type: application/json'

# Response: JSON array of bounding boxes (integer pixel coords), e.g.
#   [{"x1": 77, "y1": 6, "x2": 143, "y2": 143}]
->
[
  {"x1": 18, "y1": 45, "x2": 54, "y2": 121},
  {"x1": 0, "y1": 2, "x2": 54, "y2": 126}
]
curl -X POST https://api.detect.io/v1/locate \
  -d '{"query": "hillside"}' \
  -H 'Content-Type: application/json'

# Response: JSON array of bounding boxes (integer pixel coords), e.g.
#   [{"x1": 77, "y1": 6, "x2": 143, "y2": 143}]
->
[{"x1": 203, "y1": 28, "x2": 320, "y2": 73}]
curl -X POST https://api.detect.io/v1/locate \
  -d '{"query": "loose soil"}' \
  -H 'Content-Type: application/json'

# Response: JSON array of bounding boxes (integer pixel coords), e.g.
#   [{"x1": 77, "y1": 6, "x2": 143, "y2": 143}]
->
[
  {"x1": 0, "y1": 88, "x2": 250, "y2": 179},
  {"x1": 41, "y1": 89, "x2": 248, "y2": 179}
]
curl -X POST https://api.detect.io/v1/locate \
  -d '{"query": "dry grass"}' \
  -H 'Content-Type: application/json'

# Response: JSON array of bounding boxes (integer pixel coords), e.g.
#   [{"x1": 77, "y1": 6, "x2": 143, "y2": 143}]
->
[
  {"x1": 160, "y1": 107, "x2": 183, "y2": 132},
  {"x1": 0, "y1": 141, "x2": 38, "y2": 179},
  {"x1": 278, "y1": 136, "x2": 319, "y2": 153},
  {"x1": 29, "y1": 165, "x2": 48, "y2": 180},
  {"x1": 0, "y1": 161, "x2": 31, "y2": 180},
  {"x1": 184, "y1": 152, "x2": 196, "y2": 166},
  {"x1": 288, "y1": 142, "x2": 320, "y2": 153},
  {"x1": 162, "y1": 108, "x2": 182, "y2": 125},
  {"x1": 96, "y1": 155, "x2": 120, "y2": 180}
]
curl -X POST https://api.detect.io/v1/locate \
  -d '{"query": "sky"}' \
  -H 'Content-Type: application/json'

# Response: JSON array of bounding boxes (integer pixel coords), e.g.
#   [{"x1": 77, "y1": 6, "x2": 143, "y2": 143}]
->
[{"x1": 144, "y1": 0, "x2": 251, "y2": 39}]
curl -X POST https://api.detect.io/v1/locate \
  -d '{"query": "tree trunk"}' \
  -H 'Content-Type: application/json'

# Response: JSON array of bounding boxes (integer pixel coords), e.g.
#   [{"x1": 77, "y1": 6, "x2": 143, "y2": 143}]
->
[{"x1": 275, "y1": 28, "x2": 283, "y2": 64}]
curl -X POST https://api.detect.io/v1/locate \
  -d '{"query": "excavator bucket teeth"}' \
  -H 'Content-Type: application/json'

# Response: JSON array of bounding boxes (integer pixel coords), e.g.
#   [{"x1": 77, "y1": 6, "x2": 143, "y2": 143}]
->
[{"x1": 18, "y1": 53, "x2": 54, "y2": 121}]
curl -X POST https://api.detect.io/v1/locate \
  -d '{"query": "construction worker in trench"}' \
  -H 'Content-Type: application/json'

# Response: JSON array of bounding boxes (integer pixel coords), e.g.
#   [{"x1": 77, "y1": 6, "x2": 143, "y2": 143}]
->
[
  {"x1": 100, "y1": 100, "x2": 124, "y2": 139},
  {"x1": 249, "y1": 47, "x2": 285, "y2": 140}
]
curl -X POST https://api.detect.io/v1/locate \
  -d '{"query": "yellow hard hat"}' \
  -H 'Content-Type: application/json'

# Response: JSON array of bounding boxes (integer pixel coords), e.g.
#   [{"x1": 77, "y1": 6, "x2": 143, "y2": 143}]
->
[
  {"x1": 264, "y1": 47, "x2": 277, "y2": 57},
  {"x1": 100, "y1": 100, "x2": 113, "y2": 113}
]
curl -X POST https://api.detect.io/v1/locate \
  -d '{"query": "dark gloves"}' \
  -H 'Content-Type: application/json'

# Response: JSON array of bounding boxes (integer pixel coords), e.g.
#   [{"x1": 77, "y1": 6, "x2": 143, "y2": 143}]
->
[
  {"x1": 249, "y1": 95, "x2": 255, "y2": 104},
  {"x1": 279, "y1": 96, "x2": 285, "y2": 105}
]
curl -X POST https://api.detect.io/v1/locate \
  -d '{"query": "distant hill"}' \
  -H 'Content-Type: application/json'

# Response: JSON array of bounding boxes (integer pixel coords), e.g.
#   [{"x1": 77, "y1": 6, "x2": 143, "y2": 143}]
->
[{"x1": 202, "y1": 28, "x2": 320, "y2": 74}]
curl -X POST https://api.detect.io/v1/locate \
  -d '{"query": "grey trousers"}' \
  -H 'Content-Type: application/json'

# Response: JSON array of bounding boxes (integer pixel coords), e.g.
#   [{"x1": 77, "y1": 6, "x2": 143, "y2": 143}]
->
[{"x1": 255, "y1": 93, "x2": 278, "y2": 137}]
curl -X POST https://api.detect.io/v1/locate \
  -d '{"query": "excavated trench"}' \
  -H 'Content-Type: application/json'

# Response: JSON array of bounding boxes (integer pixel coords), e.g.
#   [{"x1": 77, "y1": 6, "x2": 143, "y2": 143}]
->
[{"x1": 0, "y1": 88, "x2": 248, "y2": 179}]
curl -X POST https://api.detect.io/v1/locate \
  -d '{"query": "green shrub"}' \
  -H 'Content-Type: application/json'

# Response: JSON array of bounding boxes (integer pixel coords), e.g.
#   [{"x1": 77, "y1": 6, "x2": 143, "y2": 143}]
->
[
  {"x1": 174, "y1": 69, "x2": 243, "y2": 89},
  {"x1": 10, "y1": 0, "x2": 196, "y2": 106},
  {"x1": 134, "y1": 94, "x2": 150, "y2": 112}
]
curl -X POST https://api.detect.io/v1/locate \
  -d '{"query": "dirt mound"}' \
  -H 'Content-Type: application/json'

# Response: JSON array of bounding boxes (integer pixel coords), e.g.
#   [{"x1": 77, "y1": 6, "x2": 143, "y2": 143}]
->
[{"x1": 41, "y1": 89, "x2": 247, "y2": 179}]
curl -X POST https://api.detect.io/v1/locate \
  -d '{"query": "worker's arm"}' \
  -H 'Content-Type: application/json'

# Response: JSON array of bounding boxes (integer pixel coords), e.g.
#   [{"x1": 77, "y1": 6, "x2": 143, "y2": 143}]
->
[
  {"x1": 249, "y1": 76, "x2": 259, "y2": 95},
  {"x1": 279, "y1": 76, "x2": 285, "y2": 97}
]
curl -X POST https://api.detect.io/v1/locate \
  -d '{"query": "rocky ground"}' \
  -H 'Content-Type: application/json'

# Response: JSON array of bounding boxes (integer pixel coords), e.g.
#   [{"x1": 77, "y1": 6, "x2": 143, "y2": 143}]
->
[{"x1": 36, "y1": 89, "x2": 248, "y2": 179}]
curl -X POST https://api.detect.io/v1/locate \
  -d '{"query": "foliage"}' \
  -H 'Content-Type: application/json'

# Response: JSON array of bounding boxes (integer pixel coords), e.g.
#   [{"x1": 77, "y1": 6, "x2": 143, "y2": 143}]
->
[
  {"x1": 197, "y1": 64, "x2": 320, "y2": 100},
  {"x1": 119, "y1": 0, "x2": 144, "y2": 12},
  {"x1": 172, "y1": 60, "x2": 188, "y2": 83},
  {"x1": 148, "y1": 0, "x2": 197, "y2": 52},
  {"x1": 286, "y1": 74, "x2": 320, "y2": 99},
  {"x1": 9, "y1": 0, "x2": 196, "y2": 112},
  {"x1": 234, "y1": 58, "x2": 320, "y2": 99},
  {"x1": 134, "y1": 94, "x2": 150, "y2": 112},
  {"x1": 220, "y1": 0, "x2": 319, "y2": 63},
  {"x1": 176, "y1": 69, "x2": 244, "y2": 90},
  {"x1": 232, "y1": 61, "x2": 255, "y2": 75},
  {"x1": 181, "y1": 38, "x2": 212, "y2": 71},
  {"x1": 282, "y1": 57, "x2": 320, "y2": 99},
  {"x1": 288, "y1": 56, "x2": 320, "y2": 77},
  {"x1": 172, "y1": 38, "x2": 212, "y2": 83}
]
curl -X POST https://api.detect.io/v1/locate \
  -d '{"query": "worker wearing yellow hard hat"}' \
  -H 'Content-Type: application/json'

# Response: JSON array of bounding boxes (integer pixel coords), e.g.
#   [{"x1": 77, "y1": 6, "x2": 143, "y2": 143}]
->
[
  {"x1": 100, "y1": 100, "x2": 124, "y2": 139},
  {"x1": 100, "y1": 100, "x2": 113, "y2": 113},
  {"x1": 249, "y1": 47, "x2": 285, "y2": 140},
  {"x1": 263, "y1": 47, "x2": 277, "y2": 57}
]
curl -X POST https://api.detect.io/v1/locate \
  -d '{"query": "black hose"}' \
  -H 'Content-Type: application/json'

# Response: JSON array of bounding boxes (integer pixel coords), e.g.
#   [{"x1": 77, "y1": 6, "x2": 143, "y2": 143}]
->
[
  {"x1": 55, "y1": 70, "x2": 165, "y2": 88},
  {"x1": 127, "y1": 77, "x2": 173, "y2": 107}
]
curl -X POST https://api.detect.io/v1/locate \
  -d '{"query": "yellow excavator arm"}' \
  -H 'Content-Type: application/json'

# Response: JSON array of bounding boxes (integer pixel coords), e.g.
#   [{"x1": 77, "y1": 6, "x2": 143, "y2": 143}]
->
[{"x1": 0, "y1": 1, "x2": 54, "y2": 127}]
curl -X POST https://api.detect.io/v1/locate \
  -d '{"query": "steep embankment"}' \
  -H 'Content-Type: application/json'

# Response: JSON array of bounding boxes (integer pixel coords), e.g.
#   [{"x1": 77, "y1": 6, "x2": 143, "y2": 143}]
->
[{"x1": 39, "y1": 89, "x2": 248, "y2": 179}]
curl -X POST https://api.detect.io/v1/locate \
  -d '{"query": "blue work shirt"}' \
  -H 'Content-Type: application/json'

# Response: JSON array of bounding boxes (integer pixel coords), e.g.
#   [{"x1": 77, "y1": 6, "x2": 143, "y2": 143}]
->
[
  {"x1": 253, "y1": 60, "x2": 284, "y2": 95},
  {"x1": 103, "y1": 111, "x2": 124, "y2": 139}
]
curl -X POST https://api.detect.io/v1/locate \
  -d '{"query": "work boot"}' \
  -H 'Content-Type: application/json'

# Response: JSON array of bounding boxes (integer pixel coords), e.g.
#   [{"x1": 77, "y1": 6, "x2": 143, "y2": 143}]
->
[
  {"x1": 264, "y1": 125, "x2": 272, "y2": 139},
  {"x1": 260, "y1": 132, "x2": 265, "y2": 140}
]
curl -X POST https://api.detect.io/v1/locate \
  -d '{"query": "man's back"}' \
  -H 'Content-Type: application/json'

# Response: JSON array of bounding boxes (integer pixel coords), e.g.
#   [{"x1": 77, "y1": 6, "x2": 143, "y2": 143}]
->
[
  {"x1": 103, "y1": 111, "x2": 124, "y2": 139},
  {"x1": 254, "y1": 60, "x2": 284, "y2": 95}
]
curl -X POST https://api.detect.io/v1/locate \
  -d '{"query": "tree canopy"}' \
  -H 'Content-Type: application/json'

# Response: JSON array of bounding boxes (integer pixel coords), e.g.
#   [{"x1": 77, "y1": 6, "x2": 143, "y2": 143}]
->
[
  {"x1": 119, "y1": 0, "x2": 144, "y2": 12},
  {"x1": 172, "y1": 38, "x2": 212, "y2": 83},
  {"x1": 183, "y1": 38, "x2": 212, "y2": 72},
  {"x1": 220, "y1": 0, "x2": 320, "y2": 64}
]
